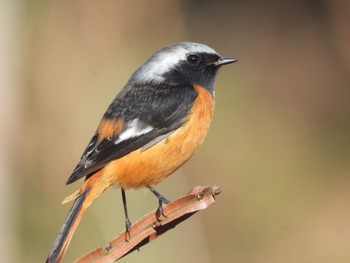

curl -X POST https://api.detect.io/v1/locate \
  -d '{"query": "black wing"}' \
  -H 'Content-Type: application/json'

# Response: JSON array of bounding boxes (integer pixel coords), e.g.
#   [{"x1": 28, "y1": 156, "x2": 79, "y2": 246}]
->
[{"x1": 66, "y1": 81, "x2": 197, "y2": 185}]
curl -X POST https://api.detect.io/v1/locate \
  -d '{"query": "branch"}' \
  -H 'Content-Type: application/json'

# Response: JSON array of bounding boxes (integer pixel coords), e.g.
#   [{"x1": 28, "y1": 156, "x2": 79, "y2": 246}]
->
[{"x1": 75, "y1": 185, "x2": 221, "y2": 263}]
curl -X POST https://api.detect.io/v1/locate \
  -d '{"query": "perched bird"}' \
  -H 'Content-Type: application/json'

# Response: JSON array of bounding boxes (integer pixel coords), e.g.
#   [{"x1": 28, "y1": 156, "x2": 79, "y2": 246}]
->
[{"x1": 46, "y1": 42, "x2": 237, "y2": 263}]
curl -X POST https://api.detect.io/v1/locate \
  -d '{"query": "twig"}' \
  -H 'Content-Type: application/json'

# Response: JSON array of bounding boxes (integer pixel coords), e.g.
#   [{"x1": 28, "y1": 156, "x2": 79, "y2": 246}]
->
[{"x1": 75, "y1": 185, "x2": 221, "y2": 263}]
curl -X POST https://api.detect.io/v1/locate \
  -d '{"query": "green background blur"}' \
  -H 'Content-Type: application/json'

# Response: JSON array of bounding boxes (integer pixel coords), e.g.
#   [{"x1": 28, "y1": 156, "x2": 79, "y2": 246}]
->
[{"x1": 1, "y1": 1, "x2": 350, "y2": 262}]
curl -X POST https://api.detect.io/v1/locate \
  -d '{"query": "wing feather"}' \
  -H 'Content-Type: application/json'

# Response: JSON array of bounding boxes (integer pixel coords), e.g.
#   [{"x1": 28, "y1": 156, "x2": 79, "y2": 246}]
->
[{"x1": 66, "y1": 82, "x2": 197, "y2": 185}]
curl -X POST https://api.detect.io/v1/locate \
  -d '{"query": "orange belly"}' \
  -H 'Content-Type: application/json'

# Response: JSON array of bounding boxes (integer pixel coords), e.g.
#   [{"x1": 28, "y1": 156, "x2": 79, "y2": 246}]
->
[{"x1": 100, "y1": 84, "x2": 215, "y2": 189}]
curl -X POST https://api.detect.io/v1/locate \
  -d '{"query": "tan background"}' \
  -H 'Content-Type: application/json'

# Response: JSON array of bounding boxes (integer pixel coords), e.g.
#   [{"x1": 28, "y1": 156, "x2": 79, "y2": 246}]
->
[{"x1": 1, "y1": 0, "x2": 350, "y2": 262}]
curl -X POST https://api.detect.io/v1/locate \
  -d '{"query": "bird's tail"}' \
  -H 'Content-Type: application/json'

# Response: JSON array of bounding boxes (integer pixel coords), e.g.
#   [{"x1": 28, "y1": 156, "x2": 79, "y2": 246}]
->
[
  {"x1": 46, "y1": 171, "x2": 110, "y2": 263},
  {"x1": 46, "y1": 188, "x2": 90, "y2": 263}
]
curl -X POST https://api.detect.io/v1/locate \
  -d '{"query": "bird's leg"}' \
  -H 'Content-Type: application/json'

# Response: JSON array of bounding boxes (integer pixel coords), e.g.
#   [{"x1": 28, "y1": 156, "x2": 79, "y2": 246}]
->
[
  {"x1": 147, "y1": 185, "x2": 170, "y2": 219},
  {"x1": 121, "y1": 188, "x2": 132, "y2": 241}
]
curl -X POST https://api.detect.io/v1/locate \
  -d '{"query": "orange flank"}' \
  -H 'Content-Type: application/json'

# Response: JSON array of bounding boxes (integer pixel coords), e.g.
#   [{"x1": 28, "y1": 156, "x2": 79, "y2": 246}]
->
[{"x1": 98, "y1": 84, "x2": 215, "y2": 189}]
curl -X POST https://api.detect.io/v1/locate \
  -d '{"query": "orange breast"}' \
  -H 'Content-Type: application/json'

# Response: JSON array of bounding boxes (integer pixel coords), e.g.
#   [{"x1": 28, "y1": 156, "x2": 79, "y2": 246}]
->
[{"x1": 100, "y1": 84, "x2": 215, "y2": 189}]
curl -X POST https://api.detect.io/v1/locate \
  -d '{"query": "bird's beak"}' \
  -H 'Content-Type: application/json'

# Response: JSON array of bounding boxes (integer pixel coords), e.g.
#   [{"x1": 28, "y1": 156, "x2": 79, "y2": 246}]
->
[{"x1": 214, "y1": 57, "x2": 238, "y2": 66}]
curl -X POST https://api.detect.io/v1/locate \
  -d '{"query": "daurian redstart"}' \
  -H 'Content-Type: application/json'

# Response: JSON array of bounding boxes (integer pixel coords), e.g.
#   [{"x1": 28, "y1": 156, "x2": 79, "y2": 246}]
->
[{"x1": 46, "y1": 42, "x2": 237, "y2": 263}]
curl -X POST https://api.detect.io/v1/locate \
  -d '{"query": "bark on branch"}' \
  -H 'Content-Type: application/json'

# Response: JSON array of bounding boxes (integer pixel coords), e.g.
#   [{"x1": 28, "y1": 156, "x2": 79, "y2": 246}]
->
[{"x1": 75, "y1": 185, "x2": 221, "y2": 263}]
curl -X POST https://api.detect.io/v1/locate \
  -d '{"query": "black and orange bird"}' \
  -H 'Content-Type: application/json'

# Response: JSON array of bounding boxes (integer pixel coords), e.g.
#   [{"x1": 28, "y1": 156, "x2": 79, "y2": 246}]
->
[{"x1": 46, "y1": 42, "x2": 237, "y2": 263}]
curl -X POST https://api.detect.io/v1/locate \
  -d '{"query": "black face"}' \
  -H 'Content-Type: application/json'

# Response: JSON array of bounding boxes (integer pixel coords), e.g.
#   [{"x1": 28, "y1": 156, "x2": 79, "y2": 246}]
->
[{"x1": 163, "y1": 52, "x2": 222, "y2": 92}]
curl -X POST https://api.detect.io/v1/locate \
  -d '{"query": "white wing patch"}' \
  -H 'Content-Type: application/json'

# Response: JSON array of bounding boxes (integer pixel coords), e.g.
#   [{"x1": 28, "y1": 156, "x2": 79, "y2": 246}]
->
[{"x1": 114, "y1": 119, "x2": 153, "y2": 144}]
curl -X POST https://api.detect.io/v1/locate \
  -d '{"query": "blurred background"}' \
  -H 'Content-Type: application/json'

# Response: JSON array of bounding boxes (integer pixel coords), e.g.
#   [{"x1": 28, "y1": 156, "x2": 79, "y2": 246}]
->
[{"x1": 1, "y1": 0, "x2": 350, "y2": 262}]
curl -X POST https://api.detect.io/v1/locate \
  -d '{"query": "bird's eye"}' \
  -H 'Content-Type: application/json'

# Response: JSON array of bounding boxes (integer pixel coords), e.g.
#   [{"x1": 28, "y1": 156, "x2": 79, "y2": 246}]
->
[{"x1": 187, "y1": 54, "x2": 200, "y2": 64}]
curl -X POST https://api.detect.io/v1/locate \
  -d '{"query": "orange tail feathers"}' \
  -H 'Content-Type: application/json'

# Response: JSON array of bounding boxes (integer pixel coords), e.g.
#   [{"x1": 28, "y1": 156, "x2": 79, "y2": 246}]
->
[
  {"x1": 46, "y1": 173, "x2": 108, "y2": 263},
  {"x1": 46, "y1": 188, "x2": 89, "y2": 263}
]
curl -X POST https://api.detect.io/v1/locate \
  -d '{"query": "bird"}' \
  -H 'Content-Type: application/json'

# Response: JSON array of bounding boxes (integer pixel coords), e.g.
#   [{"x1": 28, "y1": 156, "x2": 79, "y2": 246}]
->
[{"x1": 46, "y1": 42, "x2": 237, "y2": 263}]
